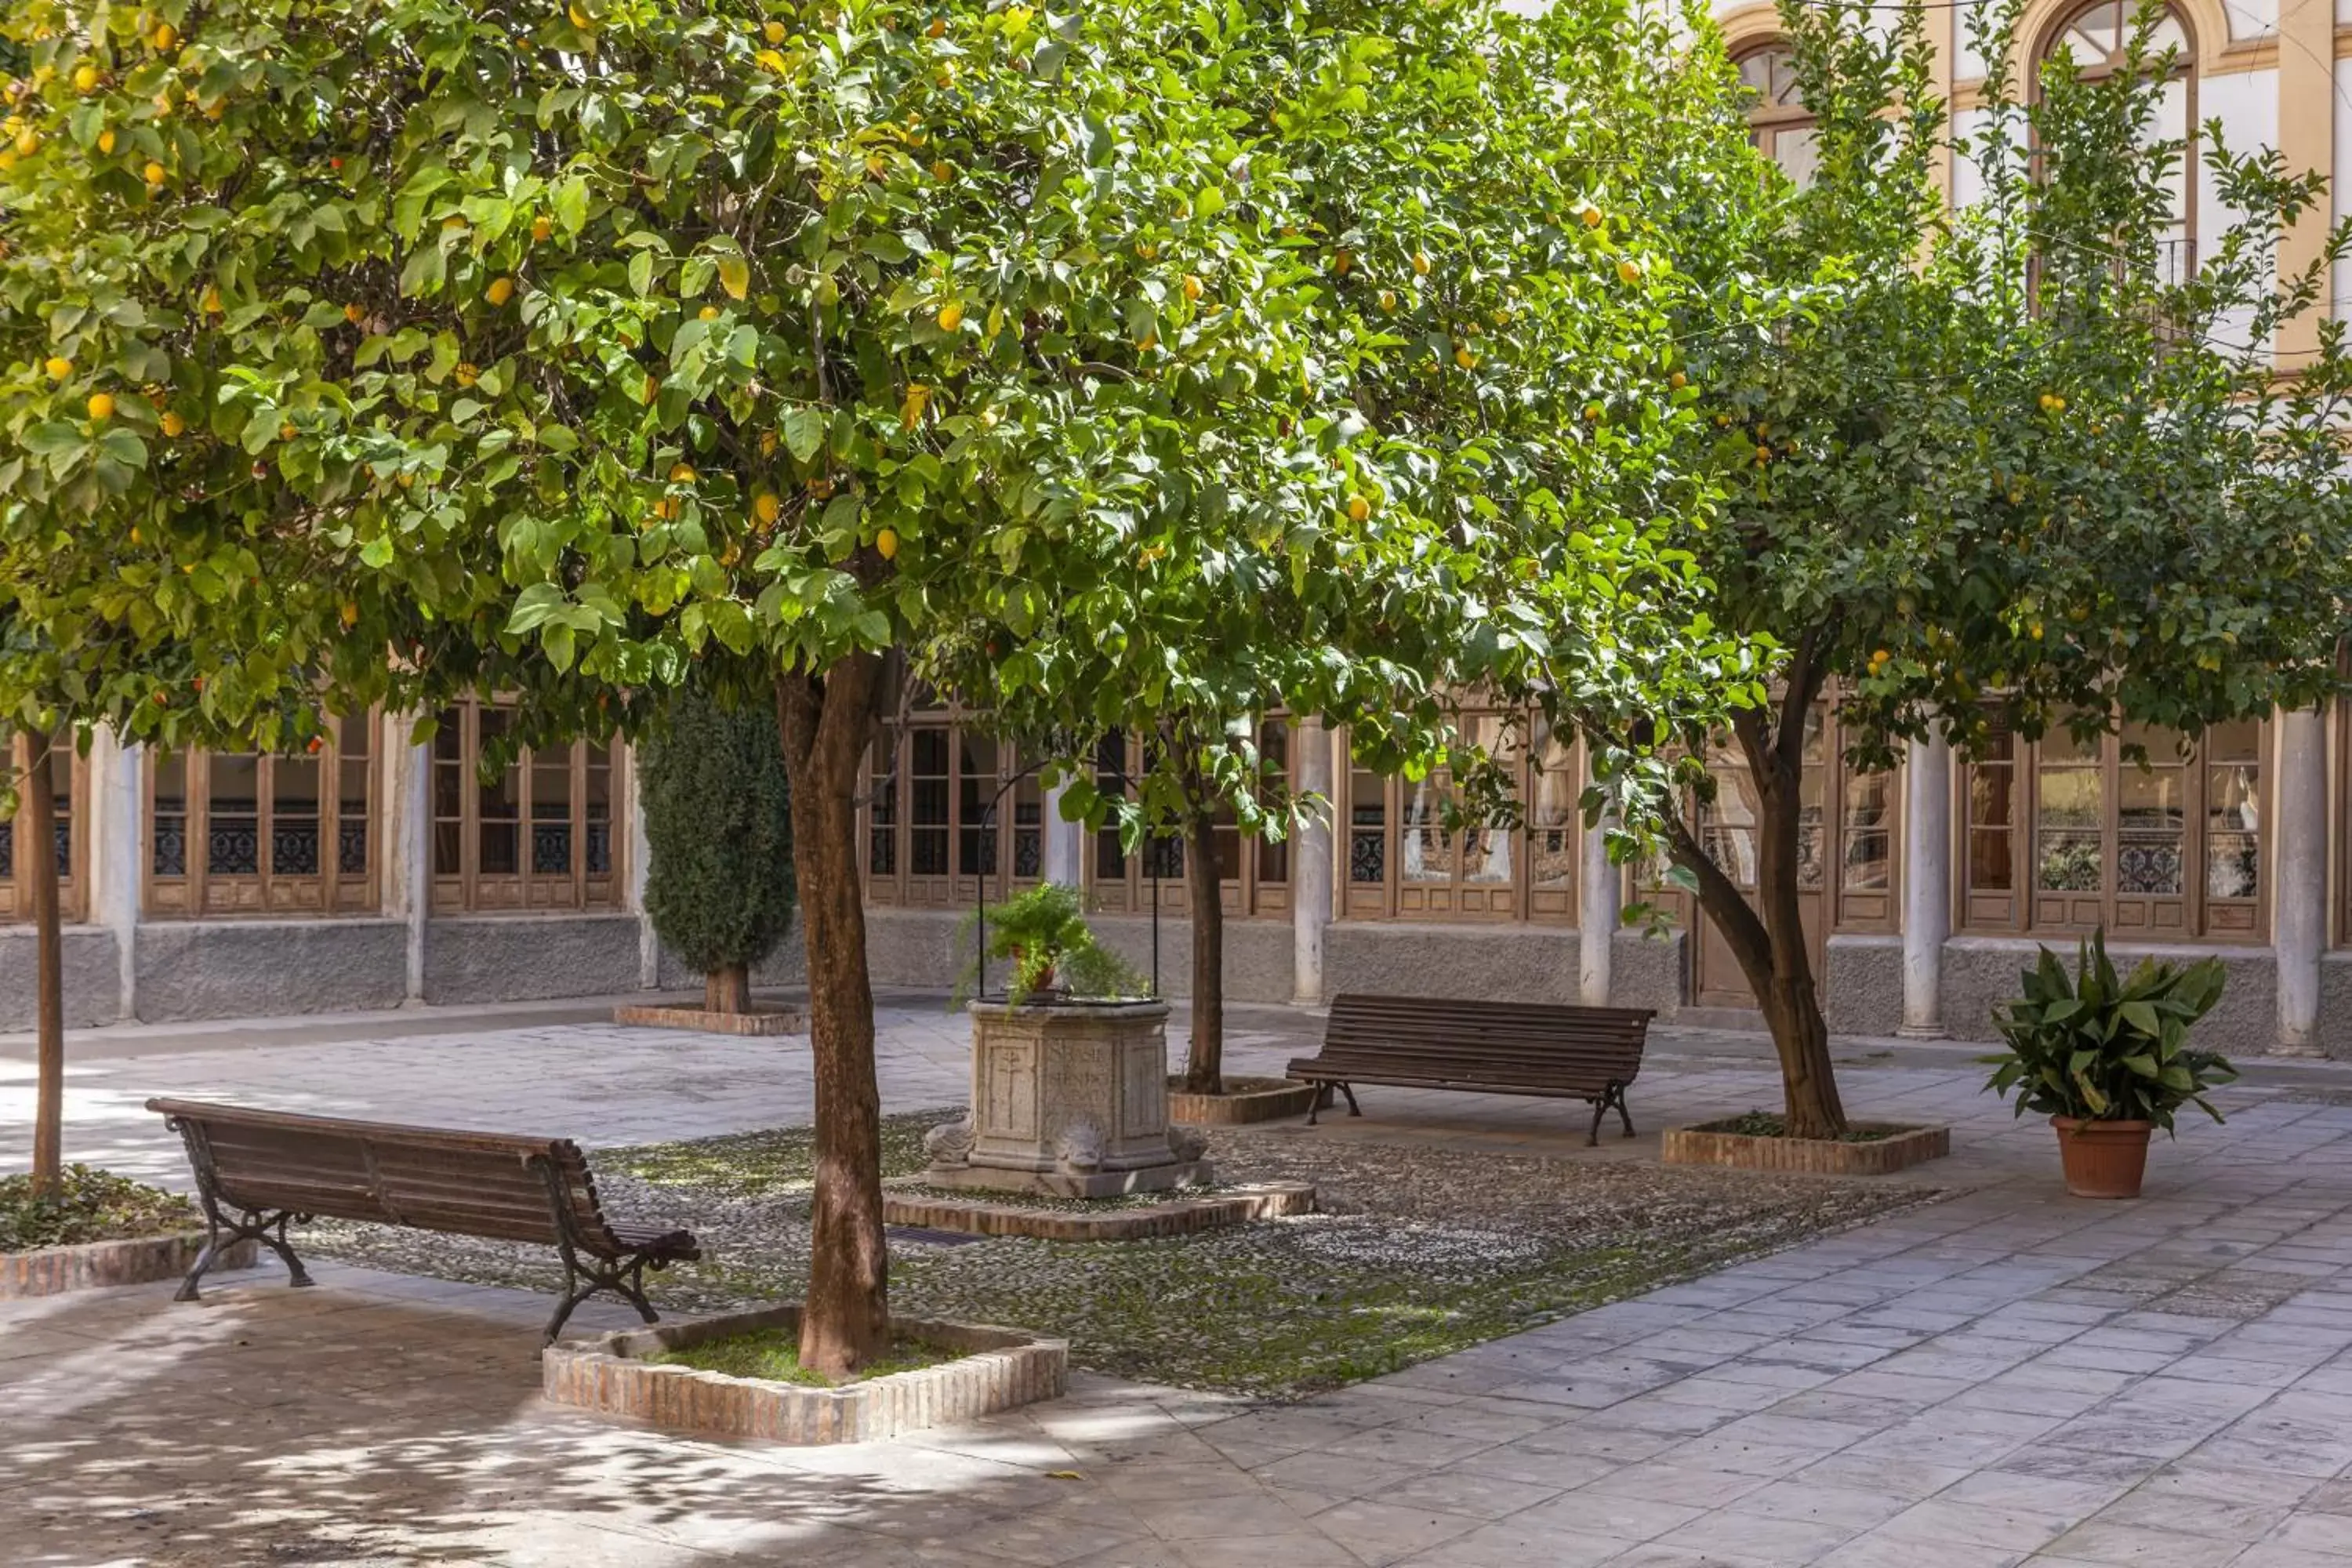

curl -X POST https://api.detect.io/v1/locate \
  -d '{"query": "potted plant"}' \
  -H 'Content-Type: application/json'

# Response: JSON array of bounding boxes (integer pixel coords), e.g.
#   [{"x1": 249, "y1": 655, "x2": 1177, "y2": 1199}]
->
[
  {"x1": 956, "y1": 883, "x2": 1144, "y2": 1006},
  {"x1": 1981, "y1": 930, "x2": 2236, "y2": 1199}
]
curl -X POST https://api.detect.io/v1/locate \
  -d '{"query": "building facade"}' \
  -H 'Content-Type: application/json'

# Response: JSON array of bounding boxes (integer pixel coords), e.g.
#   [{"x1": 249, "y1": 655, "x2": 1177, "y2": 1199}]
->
[{"x1": 7, "y1": 0, "x2": 2350, "y2": 1055}]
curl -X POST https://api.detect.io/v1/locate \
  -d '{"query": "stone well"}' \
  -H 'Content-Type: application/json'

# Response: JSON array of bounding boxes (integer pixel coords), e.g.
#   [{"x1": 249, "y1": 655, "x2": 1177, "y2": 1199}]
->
[{"x1": 921, "y1": 999, "x2": 1211, "y2": 1199}]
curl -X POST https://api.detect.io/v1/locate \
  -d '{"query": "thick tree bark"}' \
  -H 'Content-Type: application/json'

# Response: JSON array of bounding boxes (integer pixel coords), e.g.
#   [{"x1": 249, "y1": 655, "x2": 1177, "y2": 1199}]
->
[
  {"x1": 705, "y1": 962, "x2": 752, "y2": 1015},
  {"x1": 1182, "y1": 808, "x2": 1225, "y2": 1096},
  {"x1": 1664, "y1": 677, "x2": 1848, "y2": 1139},
  {"x1": 776, "y1": 658, "x2": 891, "y2": 1380},
  {"x1": 27, "y1": 735, "x2": 64, "y2": 1196}
]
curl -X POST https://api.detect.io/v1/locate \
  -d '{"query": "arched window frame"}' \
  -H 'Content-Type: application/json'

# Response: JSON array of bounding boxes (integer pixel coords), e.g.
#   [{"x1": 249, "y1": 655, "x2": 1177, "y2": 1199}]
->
[
  {"x1": 1733, "y1": 42, "x2": 1821, "y2": 187},
  {"x1": 2034, "y1": 0, "x2": 2198, "y2": 287}
]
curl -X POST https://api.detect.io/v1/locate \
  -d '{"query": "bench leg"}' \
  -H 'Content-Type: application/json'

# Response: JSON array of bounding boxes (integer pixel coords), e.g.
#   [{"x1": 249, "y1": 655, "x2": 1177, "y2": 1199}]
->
[
  {"x1": 544, "y1": 1250, "x2": 663, "y2": 1346},
  {"x1": 1617, "y1": 1087, "x2": 1636, "y2": 1140},
  {"x1": 1587, "y1": 1097, "x2": 1606, "y2": 1148},
  {"x1": 1308, "y1": 1082, "x2": 1332, "y2": 1127},
  {"x1": 176, "y1": 1189, "x2": 307, "y2": 1302},
  {"x1": 1338, "y1": 1082, "x2": 1360, "y2": 1118}
]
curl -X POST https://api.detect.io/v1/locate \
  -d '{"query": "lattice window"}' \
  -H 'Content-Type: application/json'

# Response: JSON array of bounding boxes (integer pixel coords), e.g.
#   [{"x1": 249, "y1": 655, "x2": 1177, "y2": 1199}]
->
[
  {"x1": 1963, "y1": 716, "x2": 2260, "y2": 941},
  {"x1": 1342, "y1": 710, "x2": 1577, "y2": 922},
  {"x1": 146, "y1": 716, "x2": 377, "y2": 916},
  {"x1": 861, "y1": 713, "x2": 1042, "y2": 909},
  {"x1": 429, "y1": 702, "x2": 619, "y2": 914}
]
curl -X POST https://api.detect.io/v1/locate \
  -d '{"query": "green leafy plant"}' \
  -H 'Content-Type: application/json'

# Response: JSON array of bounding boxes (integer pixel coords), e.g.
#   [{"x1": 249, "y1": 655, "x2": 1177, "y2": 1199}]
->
[
  {"x1": 0, "y1": 1165, "x2": 196, "y2": 1252},
  {"x1": 641, "y1": 688, "x2": 796, "y2": 1014},
  {"x1": 1981, "y1": 930, "x2": 2236, "y2": 1131},
  {"x1": 956, "y1": 884, "x2": 1145, "y2": 1006}
]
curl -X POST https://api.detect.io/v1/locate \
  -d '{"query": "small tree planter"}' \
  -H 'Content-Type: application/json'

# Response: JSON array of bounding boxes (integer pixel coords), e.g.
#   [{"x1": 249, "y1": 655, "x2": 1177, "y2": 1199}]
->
[
  {"x1": 1, "y1": 1232, "x2": 256, "y2": 1300},
  {"x1": 543, "y1": 1305, "x2": 1067, "y2": 1444},
  {"x1": 1166, "y1": 1076, "x2": 1320, "y2": 1127},
  {"x1": 2051, "y1": 1116, "x2": 2153, "y2": 1199},
  {"x1": 884, "y1": 1179, "x2": 1317, "y2": 1240},
  {"x1": 612, "y1": 1003, "x2": 806, "y2": 1036},
  {"x1": 1662, "y1": 1120, "x2": 1950, "y2": 1176}
]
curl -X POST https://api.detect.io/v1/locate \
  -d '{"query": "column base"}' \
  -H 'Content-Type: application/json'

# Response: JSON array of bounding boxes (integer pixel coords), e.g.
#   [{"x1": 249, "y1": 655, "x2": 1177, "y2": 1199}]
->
[
  {"x1": 1894, "y1": 1023, "x2": 1949, "y2": 1040},
  {"x1": 2268, "y1": 1037, "x2": 2328, "y2": 1060}
]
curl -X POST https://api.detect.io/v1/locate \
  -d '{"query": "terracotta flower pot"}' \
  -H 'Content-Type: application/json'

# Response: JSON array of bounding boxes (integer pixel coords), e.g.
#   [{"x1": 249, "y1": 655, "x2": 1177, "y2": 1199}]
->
[{"x1": 2051, "y1": 1116, "x2": 2153, "y2": 1200}]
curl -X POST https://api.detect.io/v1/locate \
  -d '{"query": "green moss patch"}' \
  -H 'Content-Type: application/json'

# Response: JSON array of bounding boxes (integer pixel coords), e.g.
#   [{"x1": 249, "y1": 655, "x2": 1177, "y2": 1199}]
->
[
  {"x1": 0, "y1": 1166, "x2": 198, "y2": 1253},
  {"x1": 649, "y1": 1328, "x2": 956, "y2": 1386},
  {"x1": 1695, "y1": 1111, "x2": 1905, "y2": 1144}
]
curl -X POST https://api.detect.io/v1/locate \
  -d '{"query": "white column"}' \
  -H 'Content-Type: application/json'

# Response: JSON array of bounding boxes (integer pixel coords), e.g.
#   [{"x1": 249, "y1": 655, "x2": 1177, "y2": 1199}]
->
[
  {"x1": 1290, "y1": 716, "x2": 1334, "y2": 1007},
  {"x1": 83, "y1": 729, "x2": 142, "y2": 1022},
  {"x1": 382, "y1": 713, "x2": 432, "y2": 1004},
  {"x1": 622, "y1": 743, "x2": 659, "y2": 989},
  {"x1": 2274, "y1": 706, "x2": 2327, "y2": 1056},
  {"x1": 1579, "y1": 805, "x2": 1617, "y2": 1008},
  {"x1": 1041, "y1": 779, "x2": 1084, "y2": 888},
  {"x1": 1899, "y1": 727, "x2": 1953, "y2": 1039}
]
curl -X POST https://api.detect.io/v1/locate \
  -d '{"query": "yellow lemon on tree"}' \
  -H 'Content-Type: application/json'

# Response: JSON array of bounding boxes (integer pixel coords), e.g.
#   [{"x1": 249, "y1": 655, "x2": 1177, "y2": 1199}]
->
[
  {"x1": 1181, "y1": 274, "x2": 1203, "y2": 302},
  {"x1": 160, "y1": 410, "x2": 186, "y2": 437},
  {"x1": 1669, "y1": 371, "x2": 1688, "y2": 390},
  {"x1": 699, "y1": 305, "x2": 719, "y2": 321},
  {"x1": 143, "y1": 160, "x2": 165, "y2": 185},
  {"x1": 670, "y1": 463, "x2": 695, "y2": 483},
  {"x1": 344, "y1": 303, "x2": 365, "y2": 324},
  {"x1": 758, "y1": 430, "x2": 778, "y2": 456},
  {"x1": 1454, "y1": 346, "x2": 1477, "y2": 370},
  {"x1": 152, "y1": 23, "x2": 177, "y2": 51},
  {"x1": 927, "y1": 16, "x2": 946, "y2": 37},
  {"x1": 763, "y1": 19, "x2": 787, "y2": 42},
  {"x1": 96, "y1": 128, "x2": 115, "y2": 154},
  {"x1": 201, "y1": 284, "x2": 223, "y2": 314},
  {"x1": 1755, "y1": 445, "x2": 1773, "y2": 465},
  {"x1": 485, "y1": 275, "x2": 514, "y2": 307},
  {"x1": 1616, "y1": 259, "x2": 1641, "y2": 285},
  {"x1": 278, "y1": 421, "x2": 297, "y2": 442},
  {"x1": 936, "y1": 301, "x2": 964, "y2": 332},
  {"x1": 1412, "y1": 251, "x2": 1432, "y2": 277},
  {"x1": 875, "y1": 527, "x2": 901, "y2": 561},
  {"x1": 531, "y1": 213, "x2": 553, "y2": 243},
  {"x1": 1580, "y1": 205, "x2": 1604, "y2": 228},
  {"x1": 42, "y1": 355, "x2": 70, "y2": 380},
  {"x1": 339, "y1": 601, "x2": 360, "y2": 628},
  {"x1": 453, "y1": 361, "x2": 478, "y2": 388},
  {"x1": 87, "y1": 392, "x2": 114, "y2": 420},
  {"x1": 566, "y1": 4, "x2": 593, "y2": 29},
  {"x1": 13, "y1": 128, "x2": 38, "y2": 158},
  {"x1": 73, "y1": 64, "x2": 99, "y2": 93},
  {"x1": 1345, "y1": 493, "x2": 1371, "y2": 523},
  {"x1": 753, "y1": 492, "x2": 781, "y2": 526},
  {"x1": 931, "y1": 159, "x2": 952, "y2": 181},
  {"x1": 1377, "y1": 289, "x2": 1397, "y2": 312},
  {"x1": 1332, "y1": 248, "x2": 1352, "y2": 276}
]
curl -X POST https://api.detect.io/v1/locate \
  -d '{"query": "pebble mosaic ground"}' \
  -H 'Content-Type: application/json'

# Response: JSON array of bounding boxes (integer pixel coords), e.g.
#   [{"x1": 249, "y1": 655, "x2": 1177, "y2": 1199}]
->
[{"x1": 303, "y1": 1109, "x2": 1945, "y2": 1397}]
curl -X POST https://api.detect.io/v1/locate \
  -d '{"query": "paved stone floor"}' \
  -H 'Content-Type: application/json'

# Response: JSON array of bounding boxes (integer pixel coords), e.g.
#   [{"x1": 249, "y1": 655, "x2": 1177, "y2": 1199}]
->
[{"x1": 8, "y1": 997, "x2": 2352, "y2": 1564}]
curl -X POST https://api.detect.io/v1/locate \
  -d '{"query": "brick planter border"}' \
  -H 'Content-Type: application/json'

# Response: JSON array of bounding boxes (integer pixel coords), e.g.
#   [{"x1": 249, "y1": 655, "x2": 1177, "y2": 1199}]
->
[
  {"x1": 1166, "y1": 1076, "x2": 1320, "y2": 1126},
  {"x1": 1661, "y1": 1122, "x2": 1951, "y2": 1176},
  {"x1": 883, "y1": 1179, "x2": 1318, "y2": 1240},
  {"x1": 543, "y1": 1305, "x2": 1065, "y2": 1443},
  {"x1": 1, "y1": 1231, "x2": 256, "y2": 1300},
  {"x1": 612, "y1": 1004, "x2": 806, "y2": 1036}
]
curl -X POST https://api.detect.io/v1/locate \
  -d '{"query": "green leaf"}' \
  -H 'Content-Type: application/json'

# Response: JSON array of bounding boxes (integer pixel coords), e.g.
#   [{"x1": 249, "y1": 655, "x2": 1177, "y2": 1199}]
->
[{"x1": 783, "y1": 408, "x2": 827, "y2": 463}]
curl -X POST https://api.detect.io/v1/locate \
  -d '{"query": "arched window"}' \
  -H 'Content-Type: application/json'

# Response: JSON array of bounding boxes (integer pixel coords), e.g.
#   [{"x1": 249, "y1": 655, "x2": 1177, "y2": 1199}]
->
[
  {"x1": 1736, "y1": 45, "x2": 1820, "y2": 187},
  {"x1": 2041, "y1": 0, "x2": 2196, "y2": 285}
]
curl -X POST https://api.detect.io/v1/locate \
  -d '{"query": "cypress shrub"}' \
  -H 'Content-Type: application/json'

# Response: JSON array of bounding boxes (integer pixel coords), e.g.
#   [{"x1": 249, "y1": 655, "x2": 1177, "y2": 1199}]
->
[{"x1": 641, "y1": 689, "x2": 796, "y2": 1011}]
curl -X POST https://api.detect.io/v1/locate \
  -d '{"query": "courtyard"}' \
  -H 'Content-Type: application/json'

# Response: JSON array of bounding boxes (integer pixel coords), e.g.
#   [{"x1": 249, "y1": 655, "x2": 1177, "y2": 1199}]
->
[{"x1": 7, "y1": 998, "x2": 2352, "y2": 1566}]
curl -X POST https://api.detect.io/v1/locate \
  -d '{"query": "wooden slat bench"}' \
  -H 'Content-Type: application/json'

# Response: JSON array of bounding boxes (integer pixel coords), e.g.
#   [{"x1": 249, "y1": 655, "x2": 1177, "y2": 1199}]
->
[
  {"x1": 147, "y1": 1098, "x2": 700, "y2": 1344},
  {"x1": 1286, "y1": 994, "x2": 1657, "y2": 1144}
]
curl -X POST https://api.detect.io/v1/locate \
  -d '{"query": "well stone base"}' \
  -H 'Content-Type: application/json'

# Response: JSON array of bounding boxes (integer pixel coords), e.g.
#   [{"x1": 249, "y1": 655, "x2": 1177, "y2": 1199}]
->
[
  {"x1": 1, "y1": 1232, "x2": 256, "y2": 1299},
  {"x1": 612, "y1": 1004, "x2": 806, "y2": 1036},
  {"x1": 884, "y1": 1180, "x2": 1316, "y2": 1240},
  {"x1": 542, "y1": 1305, "x2": 1066, "y2": 1444},
  {"x1": 1662, "y1": 1122, "x2": 1951, "y2": 1175},
  {"x1": 915, "y1": 1160, "x2": 1214, "y2": 1200}
]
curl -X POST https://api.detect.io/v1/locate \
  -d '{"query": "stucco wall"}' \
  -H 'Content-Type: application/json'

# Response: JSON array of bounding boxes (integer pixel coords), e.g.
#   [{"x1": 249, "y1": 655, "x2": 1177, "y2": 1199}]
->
[
  {"x1": 1823, "y1": 935, "x2": 1907, "y2": 1038},
  {"x1": 421, "y1": 914, "x2": 644, "y2": 1006},
  {"x1": 1939, "y1": 935, "x2": 2279, "y2": 1055},
  {"x1": 1611, "y1": 927, "x2": 1688, "y2": 1016},
  {"x1": 135, "y1": 919, "x2": 407, "y2": 1022},
  {"x1": 1325, "y1": 922, "x2": 1578, "y2": 1005},
  {"x1": 0, "y1": 926, "x2": 122, "y2": 1030}
]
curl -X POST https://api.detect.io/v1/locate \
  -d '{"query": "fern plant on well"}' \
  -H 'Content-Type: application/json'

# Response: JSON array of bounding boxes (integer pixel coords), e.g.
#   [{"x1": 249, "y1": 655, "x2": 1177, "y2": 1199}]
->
[
  {"x1": 1981, "y1": 929, "x2": 2235, "y2": 1199},
  {"x1": 640, "y1": 689, "x2": 797, "y2": 1014},
  {"x1": 956, "y1": 884, "x2": 1146, "y2": 1007}
]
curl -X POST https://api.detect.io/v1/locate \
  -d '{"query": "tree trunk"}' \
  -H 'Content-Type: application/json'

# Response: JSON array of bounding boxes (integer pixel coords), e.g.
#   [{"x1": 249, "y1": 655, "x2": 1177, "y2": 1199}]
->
[
  {"x1": 705, "y1": 962, "x2": 752, "y2": 1015},
  {"x1": 776, "y1": 659, "x2": 891, "y2": 1381},
  {"x1": 1668, "y1": 713, "x2": 1848, "y2": 1140},
  {"x1": 1182, "y1": 809, "x2": 1225, "y2": 1096},
  {"x1": 27, "y1": 735, "x2": 64, "y2": 1197}
]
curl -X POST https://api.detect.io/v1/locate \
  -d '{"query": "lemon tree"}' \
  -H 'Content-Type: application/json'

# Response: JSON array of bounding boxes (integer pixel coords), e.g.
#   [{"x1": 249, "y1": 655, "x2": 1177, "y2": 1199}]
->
[{"x1": 1546, "y1": 0, "x2": 2352, "y2": 1138}]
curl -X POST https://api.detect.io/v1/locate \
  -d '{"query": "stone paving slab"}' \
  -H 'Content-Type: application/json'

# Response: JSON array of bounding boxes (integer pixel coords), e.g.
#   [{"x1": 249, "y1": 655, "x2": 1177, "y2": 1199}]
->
[{"x1": 9, "y1": 1004, "x2": 2352, "y2": 1563}]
